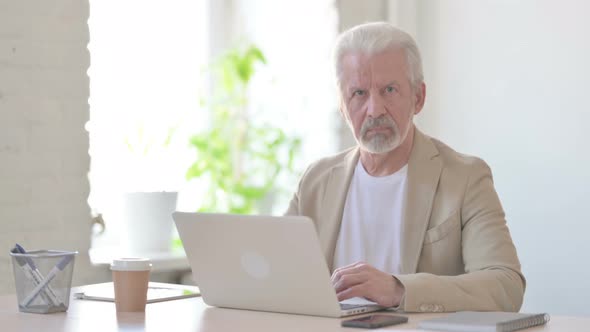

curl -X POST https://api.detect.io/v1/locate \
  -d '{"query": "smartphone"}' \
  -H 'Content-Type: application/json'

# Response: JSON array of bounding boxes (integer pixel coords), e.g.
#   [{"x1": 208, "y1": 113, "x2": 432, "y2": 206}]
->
[{"x1": 341, "y1": 314, "x2": 408, "y2": 329}]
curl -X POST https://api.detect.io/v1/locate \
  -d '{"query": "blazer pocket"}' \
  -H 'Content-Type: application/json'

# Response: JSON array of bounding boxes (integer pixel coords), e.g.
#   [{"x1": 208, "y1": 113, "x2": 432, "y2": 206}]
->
[{"x1": 423, "y1": 210, "x2": 460, "y2": 245}]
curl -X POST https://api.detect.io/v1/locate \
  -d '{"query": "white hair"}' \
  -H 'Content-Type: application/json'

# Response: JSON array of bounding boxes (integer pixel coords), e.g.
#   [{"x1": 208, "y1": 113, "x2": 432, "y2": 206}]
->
[{"x1": 333, "y1": 22, "x2": 424, "y2": 92}]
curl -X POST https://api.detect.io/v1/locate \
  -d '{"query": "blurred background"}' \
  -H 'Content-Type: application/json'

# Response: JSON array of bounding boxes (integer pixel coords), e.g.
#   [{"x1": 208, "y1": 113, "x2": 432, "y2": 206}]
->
[{"x1": 1, "y1": 0, "x2": 588, "y2": 316}]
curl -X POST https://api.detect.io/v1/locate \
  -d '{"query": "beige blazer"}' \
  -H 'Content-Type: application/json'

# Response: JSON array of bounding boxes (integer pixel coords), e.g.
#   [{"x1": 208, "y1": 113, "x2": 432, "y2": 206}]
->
[{"x1": 285, "y1": 128, "x2": 525, "y2": 313}]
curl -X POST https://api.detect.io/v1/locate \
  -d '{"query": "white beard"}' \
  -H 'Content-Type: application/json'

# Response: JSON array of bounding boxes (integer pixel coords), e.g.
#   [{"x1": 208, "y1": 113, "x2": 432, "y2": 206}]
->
[{"x1": 359, "y1": 116, "x2": 401, "y2": 154}]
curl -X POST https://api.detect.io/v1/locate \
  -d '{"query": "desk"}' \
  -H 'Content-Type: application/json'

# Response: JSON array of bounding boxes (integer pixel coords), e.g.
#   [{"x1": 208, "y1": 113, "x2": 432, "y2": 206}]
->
[{"x1": 0, "y1": 283, "x2": 587, "y2": 331}]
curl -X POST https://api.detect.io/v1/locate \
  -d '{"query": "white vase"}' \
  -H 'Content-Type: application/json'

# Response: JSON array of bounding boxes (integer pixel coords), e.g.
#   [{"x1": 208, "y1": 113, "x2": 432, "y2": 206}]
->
[{"x1": 122, "y1": 191, "x2": 178, "y2": 255}]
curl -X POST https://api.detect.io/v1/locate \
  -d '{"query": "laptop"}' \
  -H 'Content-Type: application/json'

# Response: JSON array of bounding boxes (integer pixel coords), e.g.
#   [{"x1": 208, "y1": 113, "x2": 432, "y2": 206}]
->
[{"x1": 173, "y1": 212, "x2": 384, "y2": 317}]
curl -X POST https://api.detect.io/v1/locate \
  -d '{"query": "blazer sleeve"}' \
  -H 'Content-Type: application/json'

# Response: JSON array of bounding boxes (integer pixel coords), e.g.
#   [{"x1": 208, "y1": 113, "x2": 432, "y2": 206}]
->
[
  {"x1": 285, "y1": 162, "x2": 316, "y2": 216},
  {"x1": 285, "y1": 175, "x2": 302, "y2": 216},
  {"x1": 285, "y1": 192, "x2": 299, "y2": 216},
  {"x1": 395, "y1": 159, "x2": 526, "y2": 312}
]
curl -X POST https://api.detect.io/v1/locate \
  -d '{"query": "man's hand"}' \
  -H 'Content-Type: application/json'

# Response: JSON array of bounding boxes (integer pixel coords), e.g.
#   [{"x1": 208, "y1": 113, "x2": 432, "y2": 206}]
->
[{"x1": 331, "y1": 262, "x2": 405, "y2": 307}]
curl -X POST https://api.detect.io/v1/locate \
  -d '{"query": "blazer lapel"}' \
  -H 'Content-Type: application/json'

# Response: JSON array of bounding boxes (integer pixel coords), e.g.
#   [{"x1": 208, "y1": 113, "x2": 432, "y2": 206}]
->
[
  {"x1": 399, "y1": 129, "x2": 442, "y2": 274},
  {"x1": 318, "y1": 148, "x2": 360, "y2": 272}
]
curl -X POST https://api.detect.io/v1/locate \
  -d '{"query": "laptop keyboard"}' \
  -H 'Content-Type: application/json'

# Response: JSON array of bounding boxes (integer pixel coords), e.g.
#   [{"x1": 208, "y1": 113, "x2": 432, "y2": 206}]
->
[{"x1": 340, "y1": 303, "x2": 367, "y2": 310}]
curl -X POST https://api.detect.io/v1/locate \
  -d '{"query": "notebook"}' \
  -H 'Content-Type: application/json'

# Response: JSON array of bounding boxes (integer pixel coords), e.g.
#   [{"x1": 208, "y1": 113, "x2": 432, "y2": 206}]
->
[
  {"x1": 73, "y1": 282, "x2": 200, "y2": 304},
  {"x1": 173, "y1": 212, "x2": 384, "y2": 317},
  {"x1": 418, "y1": 311, "x2": 550, "y2": 332}
]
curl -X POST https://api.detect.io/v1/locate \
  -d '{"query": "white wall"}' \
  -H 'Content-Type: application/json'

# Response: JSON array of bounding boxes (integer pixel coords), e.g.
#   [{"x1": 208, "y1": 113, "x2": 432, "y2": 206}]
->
[
  {"x1": 410, "y1": 0, "x2": 590, "y2": 316},
  {"x1": 0, "y1": 0, "x2": 105, "y2": 294}
]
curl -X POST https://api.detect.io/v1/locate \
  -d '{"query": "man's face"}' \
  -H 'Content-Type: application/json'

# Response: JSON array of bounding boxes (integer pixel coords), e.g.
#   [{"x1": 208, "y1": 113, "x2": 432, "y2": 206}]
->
[{"x1": 340, "y1": 48, "x2": 425, "y2": 154}]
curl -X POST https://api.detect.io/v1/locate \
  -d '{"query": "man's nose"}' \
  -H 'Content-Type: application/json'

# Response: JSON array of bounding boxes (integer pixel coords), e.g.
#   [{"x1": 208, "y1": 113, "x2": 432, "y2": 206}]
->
[{"x1": 366, "y1": 93, "x2": 386, "y2": 117}]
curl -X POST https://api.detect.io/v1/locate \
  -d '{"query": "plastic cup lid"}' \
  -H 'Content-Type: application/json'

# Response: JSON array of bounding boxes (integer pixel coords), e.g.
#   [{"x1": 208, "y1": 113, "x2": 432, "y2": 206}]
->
[{"x1": 110, "y1": 258, "x2": 152, "y2": 271}]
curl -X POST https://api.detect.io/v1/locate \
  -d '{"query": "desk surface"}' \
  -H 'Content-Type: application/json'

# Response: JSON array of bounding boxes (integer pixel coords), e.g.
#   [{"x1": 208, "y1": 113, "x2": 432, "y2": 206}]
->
[{"x1": 0, "y1": 283, "x2": 587, "y2": 332}]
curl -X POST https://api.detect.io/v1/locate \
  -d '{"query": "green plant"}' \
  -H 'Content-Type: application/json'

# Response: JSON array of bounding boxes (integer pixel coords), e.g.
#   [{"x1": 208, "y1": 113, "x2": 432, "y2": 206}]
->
[{"x1": 186, "y1": 45, "x2": 301, "y2": 214}]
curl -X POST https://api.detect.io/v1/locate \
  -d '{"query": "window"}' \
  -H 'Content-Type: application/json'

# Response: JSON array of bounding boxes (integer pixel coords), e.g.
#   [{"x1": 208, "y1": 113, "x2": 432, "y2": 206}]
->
[
  {"x1": 87, "y1": 0, "x2": 208, "y2": 248},
  {"x1": 87, "y1": 0, "x2": 339, "y2": 251}
]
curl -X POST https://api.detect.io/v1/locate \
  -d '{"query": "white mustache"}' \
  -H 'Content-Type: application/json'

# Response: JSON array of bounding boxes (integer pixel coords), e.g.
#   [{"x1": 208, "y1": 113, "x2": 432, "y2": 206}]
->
[{"x1": 361, "y1": 116, "x2": 396, "y2": 136}]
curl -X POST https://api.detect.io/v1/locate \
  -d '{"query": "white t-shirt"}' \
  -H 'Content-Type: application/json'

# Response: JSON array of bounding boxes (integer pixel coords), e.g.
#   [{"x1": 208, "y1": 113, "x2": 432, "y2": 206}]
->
[{"x1": 333, "y1": 160, "x2": 408, "y2": 274}]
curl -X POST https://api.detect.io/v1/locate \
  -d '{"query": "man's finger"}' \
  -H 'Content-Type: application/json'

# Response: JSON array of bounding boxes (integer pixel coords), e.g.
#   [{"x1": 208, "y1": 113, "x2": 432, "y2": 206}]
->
[
  {"x1": 331, "y1": 261, "x2": 365, "y2": 282},
  {"x1": 336, "y1": 284, "x2": 366, "y2": 301},
  {"x1": 334, "y1": 273, "x2": 366, "y2": 293},
  {"x1": 331, "y1": 262, "x2": 368, "y2": 283}
]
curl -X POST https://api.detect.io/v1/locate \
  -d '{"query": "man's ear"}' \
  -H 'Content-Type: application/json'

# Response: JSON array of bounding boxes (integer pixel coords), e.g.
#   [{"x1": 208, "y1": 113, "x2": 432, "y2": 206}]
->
[{"x1": 414, "y1": 82, "x2": 426, "y2": 115}]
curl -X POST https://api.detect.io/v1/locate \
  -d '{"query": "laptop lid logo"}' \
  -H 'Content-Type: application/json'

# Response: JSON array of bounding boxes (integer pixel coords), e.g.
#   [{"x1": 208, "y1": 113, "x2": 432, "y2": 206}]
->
[{"x1": 240, "y1": 252, "x2": 270, "y2": 280}]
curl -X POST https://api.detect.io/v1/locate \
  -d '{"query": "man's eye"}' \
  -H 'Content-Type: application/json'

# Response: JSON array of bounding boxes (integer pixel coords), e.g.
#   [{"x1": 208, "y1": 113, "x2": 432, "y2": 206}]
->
[
  {"x1": 385, "y1": 86, "x2": 395, "y2": 93},
  {"x1": 353, "y1": 90, "x2": 366, "y2": 97}
]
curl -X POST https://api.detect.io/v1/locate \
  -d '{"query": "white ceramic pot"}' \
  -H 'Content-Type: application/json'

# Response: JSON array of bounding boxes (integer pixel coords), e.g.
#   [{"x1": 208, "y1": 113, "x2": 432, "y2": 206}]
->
[{"x1": 122, "y1": 192, "x2": 178, "y2": 255}]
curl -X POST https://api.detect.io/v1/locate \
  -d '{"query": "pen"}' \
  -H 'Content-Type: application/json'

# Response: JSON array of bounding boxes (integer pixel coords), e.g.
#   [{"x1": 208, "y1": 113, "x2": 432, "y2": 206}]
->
[
  {"x1": 20, "y1": 254, "x2": 74, "y2": 308},
  {"x1": 14, "y1": 244, "x2": 63, "y2": 306},
  {"x1": 10, "y1": 247, "x2": 57, "y2": 307}
]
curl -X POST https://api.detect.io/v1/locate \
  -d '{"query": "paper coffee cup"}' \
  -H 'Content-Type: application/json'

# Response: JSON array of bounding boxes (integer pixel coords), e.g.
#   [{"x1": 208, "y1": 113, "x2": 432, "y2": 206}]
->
[{"x1": 111, "y1": 258, "x2": 152, "y2": 312}]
